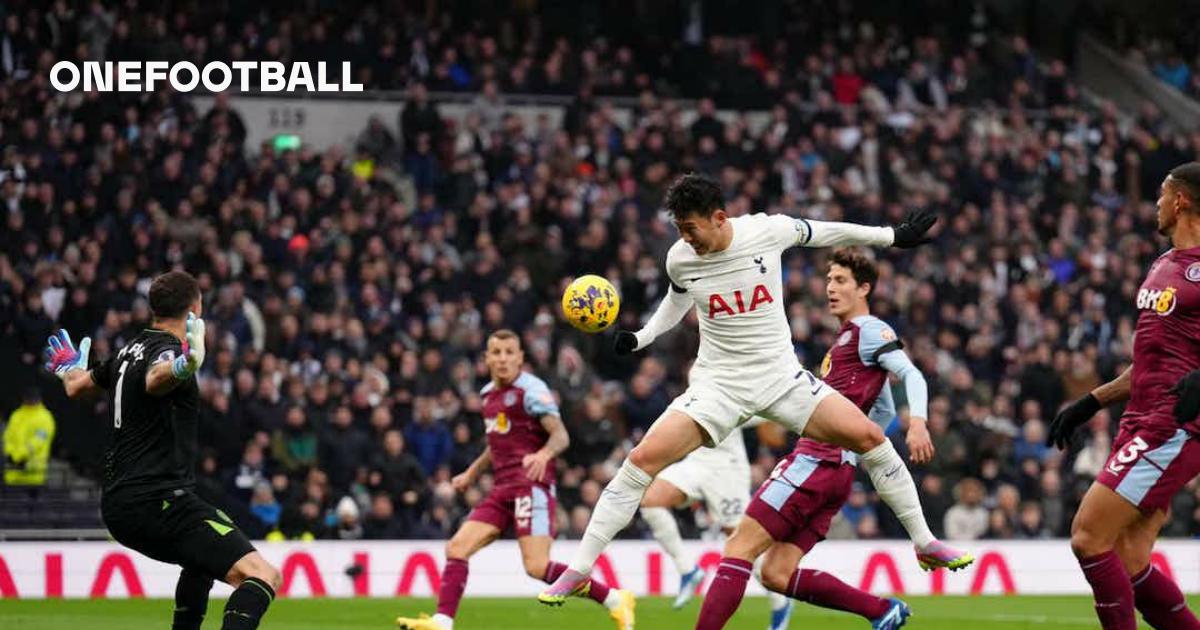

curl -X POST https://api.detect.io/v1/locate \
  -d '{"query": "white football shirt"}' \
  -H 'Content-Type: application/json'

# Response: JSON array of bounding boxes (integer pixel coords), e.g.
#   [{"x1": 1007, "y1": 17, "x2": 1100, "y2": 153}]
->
[{"x1": 664, "y1": 214, "x2": 892, "y2": 389}]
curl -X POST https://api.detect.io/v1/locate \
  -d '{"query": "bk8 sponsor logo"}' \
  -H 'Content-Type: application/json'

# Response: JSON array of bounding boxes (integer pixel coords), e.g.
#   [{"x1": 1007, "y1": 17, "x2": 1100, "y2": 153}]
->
[{"x1": 1136, "y1": 286, "x2": 1177, "y2": 316}]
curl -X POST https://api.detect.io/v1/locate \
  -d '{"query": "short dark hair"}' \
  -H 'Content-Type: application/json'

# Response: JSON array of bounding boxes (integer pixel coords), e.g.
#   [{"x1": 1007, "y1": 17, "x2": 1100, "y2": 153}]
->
[
  {"x1": 664, "y1": 173, "x2": 724, "y2": 219},
  {"x1": 149, "y1": 271, "x2": 200, "y2": 319},
  {"x1": 487, "y1": 329, "x2": 520, "y2": 347},
  {"x1": 1169, "y1": 162, "x2": 1200, "y2": 207},
  {"x1": 829, "y1": 248, "x2": 878, "y2": 296}
]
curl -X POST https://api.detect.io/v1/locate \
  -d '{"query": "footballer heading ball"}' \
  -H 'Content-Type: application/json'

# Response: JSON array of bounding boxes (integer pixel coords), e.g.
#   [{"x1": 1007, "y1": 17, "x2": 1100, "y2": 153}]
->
[{"x1": 562, "y1": 275, "x2": 620, "y2": 333}]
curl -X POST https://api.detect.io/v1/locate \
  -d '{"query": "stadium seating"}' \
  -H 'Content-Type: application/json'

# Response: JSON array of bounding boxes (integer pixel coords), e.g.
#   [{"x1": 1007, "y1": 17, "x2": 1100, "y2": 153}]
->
[{"x1": 3, "y1": 0, "x2": 1200, "y2": 548}]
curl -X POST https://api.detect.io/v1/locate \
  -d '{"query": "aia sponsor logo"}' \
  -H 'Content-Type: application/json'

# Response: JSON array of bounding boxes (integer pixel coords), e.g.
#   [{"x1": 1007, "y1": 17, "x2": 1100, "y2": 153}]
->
[
  {"x1": 1136, "y1": 286, "x2": 1177, "y2": 316},
  {"x1": 707, "y1": 284, "x2": 774, "y2": 318}
]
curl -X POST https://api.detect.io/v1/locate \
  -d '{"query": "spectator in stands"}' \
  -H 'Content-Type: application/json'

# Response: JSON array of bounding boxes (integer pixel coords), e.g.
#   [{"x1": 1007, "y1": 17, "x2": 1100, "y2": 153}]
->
[
  {"x1": 319, "y1": 405, "x2": 371, "y2": 491},
  {"x1": 3, "y1": 388, "x2": 55, "y2": 486},
  {"x1": 364, "y1": 493, "x2": 406, "y2": 539},
  {"x1": 250, "y1": 481, "x2": 281, "y2": 531},
  {"x1": 840, "y1": 482, "x2": 877, "y2": 532},
  {"x1": 1015, "y1": 501, "x2": 1051, "y2": 539},
  {"x1": 945, "y1": 478, "x2": 989, "y2": 540},
  {"x1": 272, "y1": 405, "x2": 318, "y2": 475},
  {"x1": 227, "y1": 442, "x2": 270, "y2": 504},
  {"x1": 567, "y1": 396, "x2": 619, "y2": 468},
  {"x1": 4, "y1": 0, "x2": 1197, "y2": 543},
  {"x1": 334, "y1": 496, "x2": 364, "y2": 540},
  {"x1": 620, "y1": 373, "x2": 668, "y2": 436},
  {"x1": 403, "y1": 398, "x2": 453, "y2": 476}
]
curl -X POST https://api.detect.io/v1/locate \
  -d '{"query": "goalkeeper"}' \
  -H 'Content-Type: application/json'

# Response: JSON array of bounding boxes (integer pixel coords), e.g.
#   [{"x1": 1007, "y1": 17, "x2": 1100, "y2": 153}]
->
[{"x1": 47, "y1": 270, "x2": 281, "y2": 630}]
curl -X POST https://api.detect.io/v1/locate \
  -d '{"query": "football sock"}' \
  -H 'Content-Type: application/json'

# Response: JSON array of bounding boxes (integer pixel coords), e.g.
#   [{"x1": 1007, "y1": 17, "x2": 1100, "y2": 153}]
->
[
  {"x1": 172, "y1": 568, "x2": 213, "y2": 630},
  {"x1": 1079, "y1": 550, "x2": 1136, "y2": 630},
  {"x1": 640, "y1": 506, "x2": 692, "y2": 575},
  {"x1": 220, "y1": 576, "x2": 274, "y2": 630},
  {"x1": 782, "y1": 568, "x2": 890, "y2": 619},
  {"x1": 568, "y1": 460, "x2": 652, "y2": 574},
  {"x1": 694, "y1": 558, "x2": 753, "y2": 630},
  {"x1": 544, "y1": 561, "x2": 611, "y2": 605},
  {"x1": 1132, "y1": 564, "x2": 1200, "y2": 629},
  {"x1": 859, "y1": 441, "x2": 936, "y2": 547},
  {"x1": 436, "y1": 558, "x2": 469, "y2": 619}
]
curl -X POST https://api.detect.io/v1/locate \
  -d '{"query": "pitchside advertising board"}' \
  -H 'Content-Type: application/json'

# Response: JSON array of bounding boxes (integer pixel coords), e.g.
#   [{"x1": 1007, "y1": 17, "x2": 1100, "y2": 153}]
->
[{"x1": 1, "y1": 540, "x2": 1198, "y2": 599}]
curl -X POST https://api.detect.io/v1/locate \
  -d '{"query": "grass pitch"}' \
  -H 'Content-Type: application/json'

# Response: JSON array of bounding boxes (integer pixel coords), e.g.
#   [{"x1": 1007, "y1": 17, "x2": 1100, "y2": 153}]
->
[{"x1": 2, "y1": 594, "x2": 1193, "y2": 628}]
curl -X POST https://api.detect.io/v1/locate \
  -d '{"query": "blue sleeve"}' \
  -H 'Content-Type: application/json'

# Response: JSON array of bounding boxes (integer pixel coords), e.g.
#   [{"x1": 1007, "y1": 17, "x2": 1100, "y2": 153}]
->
[
  {"x1": 856, "y1": 318, "x2": 904, "y2": 367},
  {"x1": 867, "y1": 382, "x2": 897, "y2": 428},
  {"x1": 876, "y1": 349, "x2": 929, "y2": 420},
  {"x1": 521, "y1": 375, "x2": 561, "y2": 418}
]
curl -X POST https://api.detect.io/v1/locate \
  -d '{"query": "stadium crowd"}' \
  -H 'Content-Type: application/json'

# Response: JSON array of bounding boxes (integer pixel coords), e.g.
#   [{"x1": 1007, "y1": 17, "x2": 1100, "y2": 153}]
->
[{"x1": 4, "y1": 0, "x2": 1200, "y2": 545}]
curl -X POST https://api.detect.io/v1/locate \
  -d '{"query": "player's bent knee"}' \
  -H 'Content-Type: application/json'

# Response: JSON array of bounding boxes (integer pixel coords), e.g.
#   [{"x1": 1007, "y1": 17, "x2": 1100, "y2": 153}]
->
[
  {"x1": 227, "y1": 553, "x2": 280, "y2": 590},
  {"x1": 856, "y1": 422, "x2": 885, "y2": 452},
  {"x1": 627, "y1": 446, "x2": 663, "y2": 477},
  {"x1": 445, "y1": 536, "x2": 471, "y2": 561},
  {"x1": 759, "y1": 563, "x2": 792, "y2": 593},
  {"x1": 523, "y1": 556, "x2": 548, "y2": 580},
  {"x1": 1070, "y1": 522, "x2": 1112, "y2": 559}
]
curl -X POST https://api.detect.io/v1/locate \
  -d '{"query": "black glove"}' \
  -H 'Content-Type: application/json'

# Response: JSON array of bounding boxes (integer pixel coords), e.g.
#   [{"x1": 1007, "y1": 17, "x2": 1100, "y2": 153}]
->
[
  {"x1": 1046, "y1": 393, "x2": 1102, "y2": 450},
  {"x1": 1171, "y1": 369, "x2": 1200, "y2": 426},
  {"x1": 613, "y1": 330, "x2": 638, "y2": 356},
  {"x1": 891, "y1": 209, "x2": 938, "y2": 248}
]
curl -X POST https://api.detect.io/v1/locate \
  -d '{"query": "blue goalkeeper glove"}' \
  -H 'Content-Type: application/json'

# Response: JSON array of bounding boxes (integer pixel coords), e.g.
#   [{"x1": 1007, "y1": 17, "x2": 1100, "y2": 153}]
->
[
  {"x1": 44, "y1": 329, "x2": 91, "y2": 380},
  {"x1": 171, "y1": 312, "x2": 207, "y2": 379}
]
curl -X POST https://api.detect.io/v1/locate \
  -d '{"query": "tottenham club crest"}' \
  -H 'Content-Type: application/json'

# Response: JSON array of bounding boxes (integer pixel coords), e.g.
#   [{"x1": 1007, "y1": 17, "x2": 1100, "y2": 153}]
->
[{"x1": 1187, "y1": 262, "x2": 1200, "y2": 282}]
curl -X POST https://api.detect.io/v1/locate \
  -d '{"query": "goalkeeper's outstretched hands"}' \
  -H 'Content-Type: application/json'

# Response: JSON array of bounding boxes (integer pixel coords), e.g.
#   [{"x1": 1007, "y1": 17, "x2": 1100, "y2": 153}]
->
[
  {"x1": 171, "y1": 312, "x2": 207, "y2": 379},
  {"x1": 44, "y1": 329, "x2": 91, "y2": 380}
]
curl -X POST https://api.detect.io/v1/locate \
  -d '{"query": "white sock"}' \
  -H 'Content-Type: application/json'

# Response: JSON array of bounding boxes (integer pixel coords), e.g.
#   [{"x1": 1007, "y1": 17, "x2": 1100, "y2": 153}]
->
[
  {"x1": 603, "y1": 589, "x2": 621, "y2": 608},
  {"x1": 859, "y1": 441, "x2": 936, "y2": 547},
  {"x1": 640, "y1": 506, "x2": 693, "y2": 575},
  {"x1": 431, "y1": 613, "x2": 454, "y2": 629},
  {"x1": 569, "y1": 460, "x2": 653, "y2": 574}
]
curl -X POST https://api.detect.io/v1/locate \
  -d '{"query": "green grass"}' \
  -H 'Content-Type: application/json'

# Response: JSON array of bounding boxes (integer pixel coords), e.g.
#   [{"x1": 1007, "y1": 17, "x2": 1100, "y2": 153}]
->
[{"x1": 2, "y1": 595, "x2": 1196, "y2": 629}]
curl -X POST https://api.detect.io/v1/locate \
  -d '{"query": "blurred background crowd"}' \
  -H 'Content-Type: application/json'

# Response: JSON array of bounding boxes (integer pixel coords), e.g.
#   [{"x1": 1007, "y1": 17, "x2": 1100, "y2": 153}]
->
[{"x1": 4, "y1": 0, "x2": 1200, "y2": 545}]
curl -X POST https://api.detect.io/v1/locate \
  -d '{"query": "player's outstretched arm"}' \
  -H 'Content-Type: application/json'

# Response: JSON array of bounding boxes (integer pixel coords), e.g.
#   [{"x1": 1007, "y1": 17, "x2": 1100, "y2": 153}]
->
[
  {"x1": 796, "y1": 209, "x2": 937, "y2": 249},
  {"x1": 147, "y1": 313, "x2": 206, "y2": 396},
  {"x1": 1046, "y1": 364, "x2": 1133, "y2": 449},
  {"x1": 44, "y1": 330, "x2": 101, "y2": 399},
  {"x1": 524, "y1": 414, "x2": 569, "y2": 481},
  {"x1": 615, "y1": 283, "x2": 692, "y2": 355},
  {"x1": 878, "y1": 350, "x2": 933, "y2": 463}
]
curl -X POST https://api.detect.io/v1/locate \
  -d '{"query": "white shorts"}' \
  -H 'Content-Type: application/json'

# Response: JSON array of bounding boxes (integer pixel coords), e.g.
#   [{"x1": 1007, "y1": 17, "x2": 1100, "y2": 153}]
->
[
  {"x1": 657, "y1": 456, "x2": 751, "y2": 529},
  {"x1": 667, "y1": 366, "x2": 835, "y2": 446}
]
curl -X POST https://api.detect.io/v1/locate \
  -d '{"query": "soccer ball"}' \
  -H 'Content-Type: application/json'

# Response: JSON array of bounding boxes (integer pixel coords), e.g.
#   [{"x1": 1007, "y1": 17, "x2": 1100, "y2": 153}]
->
[{"x1": 561, "y1": 275, "x2": 620, "y2": 333}]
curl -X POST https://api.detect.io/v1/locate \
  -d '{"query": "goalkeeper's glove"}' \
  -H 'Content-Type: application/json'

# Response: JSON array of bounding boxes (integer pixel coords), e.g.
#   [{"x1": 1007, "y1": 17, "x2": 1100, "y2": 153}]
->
[
  {"x1": 1171, "y1": 369, "x2": 1200, "y2": 426},
  {"x1": 891, "y1": 209, "x2": 938, "y2": 248},
  {"x1": 171, "y1": 312, "x2": 207, "y2": 379},
  {"x1": 613, "y1": 330, "x2": 638, "y2": 356},
  {"x1": 1046, "y1": 393, "x2": 1101, "y2": 450},
  {"x1": 44, "y1": 329, "x2": 91, "y2": 380}
]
